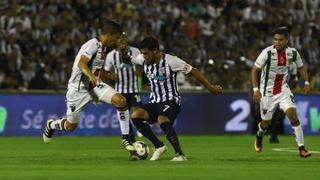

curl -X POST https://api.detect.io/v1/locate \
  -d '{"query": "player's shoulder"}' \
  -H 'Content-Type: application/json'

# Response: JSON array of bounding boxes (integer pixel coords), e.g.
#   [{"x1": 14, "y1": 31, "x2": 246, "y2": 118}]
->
[
  {"x1": 83, "y1": 38, "x2": 99, "y2": 48},
  {"x1": 262, "y1": 45, "x2": 274, "y2": 52},
  {"x1": 164, "y1": 53, "x2": 180, "y2": 61},
  {"x1": 106, "y1": 49, "x2": 117, "y2": 59},
  {"x1": 129, "y1": 46, "x2": 139, "y2": 52},
  {"x1": 286, "y1": 46, "x2": 299, "y2": 52}
]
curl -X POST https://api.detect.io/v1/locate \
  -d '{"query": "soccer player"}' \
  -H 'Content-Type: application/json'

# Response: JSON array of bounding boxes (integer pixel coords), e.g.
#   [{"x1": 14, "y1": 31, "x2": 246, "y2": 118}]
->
[
  {"x1": 42, "y1": 20, "x2": 136, "y2": 152},
  {"x1": 251, "y1": 27, "x2": 311, "y2": 157},
  {"x1": 104, "y1": 33, "x2": 142, "y2": 144},
  {"x1": 131, "y1": 37, "x2": 223, "y2": 161}
]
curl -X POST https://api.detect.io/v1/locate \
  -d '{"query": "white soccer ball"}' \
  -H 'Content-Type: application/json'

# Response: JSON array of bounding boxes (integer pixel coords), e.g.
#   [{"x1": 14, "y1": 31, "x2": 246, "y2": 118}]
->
[{"x1": 133, "y1": 141, "x2": 149, "y2": 160}]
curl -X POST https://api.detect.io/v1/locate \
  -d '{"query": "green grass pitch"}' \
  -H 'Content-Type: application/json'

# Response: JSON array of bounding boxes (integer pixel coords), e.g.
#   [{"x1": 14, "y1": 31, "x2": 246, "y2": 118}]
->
[{"x1": 0, "y1": 135, "x2": 319, "y2": 180}]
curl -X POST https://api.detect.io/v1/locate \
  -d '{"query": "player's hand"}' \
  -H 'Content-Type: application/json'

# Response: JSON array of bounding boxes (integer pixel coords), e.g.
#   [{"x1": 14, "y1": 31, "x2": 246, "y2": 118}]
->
[
  {"x1": 253, "y1": 90, "x2": 262, "y2": 103},
  {"x1": 208, "y1": 85, "x2": 223, "y2": 94},
  {"x1": 303, "y1": 84, "x2": 310, "y2": 95},
  {"x1": 89, "y1": 75, "x2": 101, "y2": 88}
]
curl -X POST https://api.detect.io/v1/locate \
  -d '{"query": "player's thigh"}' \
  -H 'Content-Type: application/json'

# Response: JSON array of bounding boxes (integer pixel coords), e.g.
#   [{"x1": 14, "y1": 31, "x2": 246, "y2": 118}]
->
[
  {"x1": 92, "y1": 82, "x2": 118, "y2": 104},
  {"x1": 279, "y1": 92, "x2": 296, "y2": 113},
  {"x1": 259, "y1": 96, "x2": 277, "y2": 121},
  {"x1": 157, "y1": 101, "x2": 181, "y2": 124},
  {"x1": 131, "y1": 106, "x2": 150, "y2": 120},
  {"x1": 66, "y1": 89, "x2": 91, "y2": 124},
  {"x1": 137, "y1": 103, "x2": 159, "y2": 124}
]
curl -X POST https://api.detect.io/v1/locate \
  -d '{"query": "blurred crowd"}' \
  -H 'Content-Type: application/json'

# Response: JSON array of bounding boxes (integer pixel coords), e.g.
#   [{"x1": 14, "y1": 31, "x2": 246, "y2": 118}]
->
[{"x1": 0, "y1": 0, "x2": 319, "y2": 92}]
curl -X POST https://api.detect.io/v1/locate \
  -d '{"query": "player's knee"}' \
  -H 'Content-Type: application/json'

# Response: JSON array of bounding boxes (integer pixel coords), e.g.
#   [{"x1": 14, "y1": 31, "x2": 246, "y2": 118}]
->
[
  {"x1": 112, "y1": 94, "x2": 127, "y2": 109},
  {"x1": 286, "y1": 113, "x2": 300, "y2": 126},
  {"x1": 157, "y1": 116, "x2": 170, "y2": 124},
  {"x1": 289, "y1": 116, "x2": 300, "y2": 126},
  {"x1": 66, "y1": 122, "x2": 78, "y2": 132},
  {"x1": 291, "y1": 120, "x2": 300, "y2": 126},
  {"x1": 261, "y1": 120, "x2": 271, "y2": 129},
  {"x1": 131, "y1": 108, "x2": 148, "y2": 120}
]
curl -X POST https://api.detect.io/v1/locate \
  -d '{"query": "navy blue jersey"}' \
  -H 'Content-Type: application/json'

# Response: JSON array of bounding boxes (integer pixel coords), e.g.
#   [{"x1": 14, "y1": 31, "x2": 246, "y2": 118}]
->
[
  {"x1": 133, "y1": 53, "x2": 193, "y2": 105},
  {"x1": 104, "y1": 46, "x2": 140, "y2": 94}
]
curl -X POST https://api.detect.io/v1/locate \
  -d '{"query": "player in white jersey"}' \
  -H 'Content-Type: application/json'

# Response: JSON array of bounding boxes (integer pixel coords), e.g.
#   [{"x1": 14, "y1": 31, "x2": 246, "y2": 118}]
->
[
  {"x1": 42, "y1": 20, "x2": 137, "y2": 154},
  {"x1": 104, "y1": 34, "x2": 142, "y2": 149},
  {"x1": 251, "y1": 27, "x2": 311, "y2": 157},
  {"x1": 130, "y1": 37, "x2": 222, "y2": 161}
]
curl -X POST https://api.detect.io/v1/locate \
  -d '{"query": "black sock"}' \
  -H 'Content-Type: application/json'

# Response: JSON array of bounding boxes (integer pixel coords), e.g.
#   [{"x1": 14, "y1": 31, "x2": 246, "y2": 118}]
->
[
  {"x1": 129, "y1": 123, "x2": 136, "y2": 142},
  {"x1": 160, "y1": 121, "x2": 184, "y2": 155},
  {"x1": 132, "y1": 118, "x2": 164, "y2": 148}
]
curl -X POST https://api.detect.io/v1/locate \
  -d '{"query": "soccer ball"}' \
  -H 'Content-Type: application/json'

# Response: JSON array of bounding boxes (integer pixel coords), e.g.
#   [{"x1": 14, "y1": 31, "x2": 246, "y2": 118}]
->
[{"x1": 133, "y1": 141, "x2": 149, "y2": 160}]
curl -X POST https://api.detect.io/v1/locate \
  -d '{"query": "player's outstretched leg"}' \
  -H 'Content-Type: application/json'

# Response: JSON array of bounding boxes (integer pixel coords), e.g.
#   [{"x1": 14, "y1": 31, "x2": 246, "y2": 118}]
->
[
  {"x1": 43, "y1": 118, "x2": 76, "y2": 144},
  {"x1": 159, "y1": 121, "x2": 187, "y2": 161},
  {"x1": 255, "y1": 122, "x2": 267, "y2": 153},
  {"x1": 111, "y1": 93, "x2": 135, "y2": 151},
  {"x1": 286, "y1": 108, "x2": 311, "y2": 158},
  {"x1": 43, "y1": 119, "x2": 55, "y2": 143},
  {"x1": 292, "y1": 123, "x2": 311, "y2": 158},
  {"x1": 132, "y1": 117, "x2": 166, "y2": 161}
]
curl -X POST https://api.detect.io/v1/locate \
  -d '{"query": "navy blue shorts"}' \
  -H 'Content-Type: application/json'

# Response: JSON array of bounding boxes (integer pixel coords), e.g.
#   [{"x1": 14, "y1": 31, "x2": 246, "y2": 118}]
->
[
  {"x1": 142, "y1": 100, "x2": 181, "y2": 124},
  {"x1": 122, "y1": 93, "x2": 142, "y2": 109}
]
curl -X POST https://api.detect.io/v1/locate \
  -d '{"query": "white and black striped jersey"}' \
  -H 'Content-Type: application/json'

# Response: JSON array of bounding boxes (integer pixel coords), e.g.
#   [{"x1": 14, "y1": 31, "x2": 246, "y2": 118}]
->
[
  {"x1": 132, "y1": 53, "x2": 193, "y2": 104},
  {"x1": 104, "y1": 46, "x2": 140, "y2": 94},
  {"x1": 68, "y1": 37, "x2": 107, "y2": 92}
]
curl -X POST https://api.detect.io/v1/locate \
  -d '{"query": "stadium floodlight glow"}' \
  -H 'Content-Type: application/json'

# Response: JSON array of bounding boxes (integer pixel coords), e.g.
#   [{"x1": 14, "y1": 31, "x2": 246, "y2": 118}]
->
[{"x1": 0, "y1": 106, "x2": 7, "y2": 133}]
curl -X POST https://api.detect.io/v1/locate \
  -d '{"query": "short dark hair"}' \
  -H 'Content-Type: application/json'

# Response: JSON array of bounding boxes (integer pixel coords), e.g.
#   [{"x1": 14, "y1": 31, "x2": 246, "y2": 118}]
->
[
  {"x1": 273, "y1": 26, "x2": 289, "y2": 38},
  {"x1": 101, "y1": 20, "x2": 122, "y2": 35},
  {"x1": 139, "y1": 37, "x2": 160, "y2": 50}
]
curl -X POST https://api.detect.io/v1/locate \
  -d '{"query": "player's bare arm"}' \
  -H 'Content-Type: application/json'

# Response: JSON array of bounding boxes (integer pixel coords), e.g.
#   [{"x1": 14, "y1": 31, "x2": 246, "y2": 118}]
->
[
  {"x1": 251, "y1": 65, "x2": 262, "y2": 103},
  {"x1": 190, "y1": 67, "x2": 222, "y2": 94},
  {"x1": 298, "y1": 66, "x2": 310, "y2": 94},
  {"x1": 78, "y1": 55, "x2": 101, "y2": 87},
  {"x1": 104, "y1": 70, "x2": 118, "y2": 81}
]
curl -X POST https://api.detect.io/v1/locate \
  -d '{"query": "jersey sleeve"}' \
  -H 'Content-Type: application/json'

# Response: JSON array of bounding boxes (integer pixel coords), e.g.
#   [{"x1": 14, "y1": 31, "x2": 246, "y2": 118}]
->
[
  {"x1": 168, "y1": 56, "x2": 193, "y2": 74},
  {"x1": 293, "y1": 49, "x2": 304, "y2": 68},
  {"x1": 129, "y1": 47, "x2": 141, "y2": 58},
  {"x1": 80, "y1": 40, "x2": 98, "y2": 59},
  {"x1": 131, "y1": 53, "x2": 145, "y2": 65},
  {"x1": 254, "y1": 49, "x2": 268, "y2": 68},
  {"x1": 104, "y1": 52, "x2": 114, "y2": 71}
]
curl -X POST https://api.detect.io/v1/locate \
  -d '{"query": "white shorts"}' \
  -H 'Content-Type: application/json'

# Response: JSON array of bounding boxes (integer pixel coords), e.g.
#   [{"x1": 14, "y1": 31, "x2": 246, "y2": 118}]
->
[
  {"x1": 66, "y1": 82, "x2": 118, "y2": 123},
  {"x1": 259, "y1": 87, "x2": 296, "y2": 120}
]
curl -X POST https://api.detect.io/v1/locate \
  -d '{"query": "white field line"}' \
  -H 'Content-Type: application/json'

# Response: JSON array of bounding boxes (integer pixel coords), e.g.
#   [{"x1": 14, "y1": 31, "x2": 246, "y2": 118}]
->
[{"x1": 272, "y1": 147, "x2": 320, "y2": 154}]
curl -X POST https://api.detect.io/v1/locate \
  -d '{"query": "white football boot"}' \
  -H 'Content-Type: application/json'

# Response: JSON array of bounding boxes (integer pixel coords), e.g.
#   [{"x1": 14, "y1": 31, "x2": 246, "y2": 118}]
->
[
  {"x1": 43, "y1": 119, "x2": 55, "y2": 144},
  {"x1": 171, "y1": 154, "x2": 187, "y2": 162},
  {"x1": 150, "y1": 145, "x2": 167, "y2": 161}
]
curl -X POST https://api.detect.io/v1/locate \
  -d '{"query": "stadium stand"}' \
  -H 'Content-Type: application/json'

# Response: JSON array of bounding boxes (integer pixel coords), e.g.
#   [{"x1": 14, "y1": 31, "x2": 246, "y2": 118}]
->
[{"x1": 0, "y1": 0, "x2": 319, "y2": 91}]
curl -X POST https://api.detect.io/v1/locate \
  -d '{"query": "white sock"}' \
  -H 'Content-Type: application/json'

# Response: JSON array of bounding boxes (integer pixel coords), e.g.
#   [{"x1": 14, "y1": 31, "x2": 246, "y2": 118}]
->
[
  {"x1": 257, "y1": 122, "x2": 267, "y2": 137},
  {"x1": 117, "y1": 110, "x2": 130, "y2": 135},
  {"x1": 292, "y1": 125, "x2": 304, "y2": 147},
  {"x1": 50, "y1": 118, "x2": 67, "y2": 130}
]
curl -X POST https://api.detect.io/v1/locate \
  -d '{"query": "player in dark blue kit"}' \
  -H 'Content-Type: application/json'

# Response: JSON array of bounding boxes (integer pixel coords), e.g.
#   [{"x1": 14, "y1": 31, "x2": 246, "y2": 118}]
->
[
  {"x1": 104, "y1": 34, "x2": 142, "y2": 149},
  {"x1": 131, "y1": 37, "x2": 223, "y2": 161}
]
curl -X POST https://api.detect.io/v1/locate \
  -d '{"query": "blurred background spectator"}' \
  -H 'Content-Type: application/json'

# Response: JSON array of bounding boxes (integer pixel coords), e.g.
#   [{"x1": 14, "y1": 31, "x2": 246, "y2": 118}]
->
[{"x1": 0, "y1": 0, "x2": 319, "y2": 92}]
